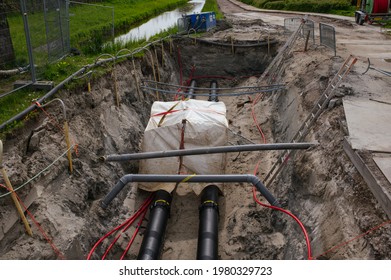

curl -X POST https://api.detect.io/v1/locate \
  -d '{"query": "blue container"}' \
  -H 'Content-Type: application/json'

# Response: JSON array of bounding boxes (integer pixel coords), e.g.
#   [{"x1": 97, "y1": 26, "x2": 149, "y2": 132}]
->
[{"x1": 184, "y1": 12, "x2": 216, "y2": 32}]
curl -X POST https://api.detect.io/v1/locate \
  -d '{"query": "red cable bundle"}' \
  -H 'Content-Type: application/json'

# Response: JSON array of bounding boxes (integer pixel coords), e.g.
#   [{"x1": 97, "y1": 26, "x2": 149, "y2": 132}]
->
[{"x1": 87, "y1": 195, "x2": 153, "y2": 260}]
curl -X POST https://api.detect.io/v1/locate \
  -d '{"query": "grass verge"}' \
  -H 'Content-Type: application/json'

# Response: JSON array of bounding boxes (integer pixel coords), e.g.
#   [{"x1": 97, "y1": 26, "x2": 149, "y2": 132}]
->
[{"x1": 202, "y1": 0, "x2": 224, "y2": 19}]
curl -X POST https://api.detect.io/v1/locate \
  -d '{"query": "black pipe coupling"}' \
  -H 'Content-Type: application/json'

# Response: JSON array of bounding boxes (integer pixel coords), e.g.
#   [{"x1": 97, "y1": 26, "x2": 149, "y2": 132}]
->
[{"x1": 151, "y1": 190, "x2": 172, "y2": 210}]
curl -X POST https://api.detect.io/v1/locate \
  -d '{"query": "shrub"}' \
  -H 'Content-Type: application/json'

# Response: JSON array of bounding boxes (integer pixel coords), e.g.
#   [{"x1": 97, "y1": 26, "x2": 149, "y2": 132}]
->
[
  {"x1": 284, "y1": 0, "x2": 351, "y2": 13},
  {"x1": 240, "y1": 0, "x2": 352, "y2": 13},
  {"x1": 264, "y1": 1, "x2": 286, "y2": 10}
]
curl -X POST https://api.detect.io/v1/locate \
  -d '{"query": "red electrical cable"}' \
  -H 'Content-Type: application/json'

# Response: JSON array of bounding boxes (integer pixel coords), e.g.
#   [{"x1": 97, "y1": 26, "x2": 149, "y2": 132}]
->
[
  {"x1": 252, "y1": 187, "x2": 312, "y2": 260},
  {"x1": 87, "y1": 195, "x2": 153, "y2": 260},
  {"x1": 177, "y1": 47, "x2": 183, "y2": 87},
  {"x1": 251, "y1": 164, "x2": 312, "y2": 260},
  {"x1": 0, "y1": 184, "x2": 65, "y2": 259},
  {"x1": 120, "y1": 207, "x2": 148, "y2": 260},
  {"x1": 250, "y1": 95, "x2": 267, "y2": 144},
  {"x1": 100, "y1": 200, "x2": 150, "y2": 260},
  {"x1": 314, "y1": 219, "x2": 391, "y2": 259}
]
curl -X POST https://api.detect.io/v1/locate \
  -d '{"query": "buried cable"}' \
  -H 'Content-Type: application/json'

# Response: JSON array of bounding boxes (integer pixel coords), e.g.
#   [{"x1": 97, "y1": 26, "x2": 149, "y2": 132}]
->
[
  {"x1": 1, "y1": 183, "x2": 65, "y2": 258},
  {"x1": 87, "y1": 194, "x2": 153, "y2": 260},
  {"x1": 120, "y1": 207, "x2": 148, "y2": 260}
]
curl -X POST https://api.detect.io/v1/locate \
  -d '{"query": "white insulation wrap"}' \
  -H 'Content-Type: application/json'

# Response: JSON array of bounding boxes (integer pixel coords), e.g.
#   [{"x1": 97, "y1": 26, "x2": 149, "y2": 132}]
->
[{"x1": 139, "y1": 99, "x2": 228, "y2": 194}]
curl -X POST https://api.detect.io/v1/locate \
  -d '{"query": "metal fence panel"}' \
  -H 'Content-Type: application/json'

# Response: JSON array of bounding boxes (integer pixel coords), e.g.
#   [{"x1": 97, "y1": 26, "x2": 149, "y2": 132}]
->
[
  {"x1": 177, "y1": 17, "x2": 187, "y2": 34},
  {"x1": 319, "y1": 22, "x2": 336, "y2": 56},
  {"x1": 284, "y1": 18, "x2": 302, "y2": 34},
  {"x1": 303, "y1": 19, "x2": 315, "y2": 44},
  {"x1": 43, "y1": 0, "x2": 70, "y2": 62},
  {"x1": 284, "y1": 17, "x2": 315, "y2": 45}
]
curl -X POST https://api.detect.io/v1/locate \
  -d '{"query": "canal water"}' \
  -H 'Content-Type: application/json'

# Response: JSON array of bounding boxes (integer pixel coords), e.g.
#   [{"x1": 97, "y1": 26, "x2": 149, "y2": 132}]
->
[{"x1": 115, "y1": 0, "x2": 205, "y2": 43}]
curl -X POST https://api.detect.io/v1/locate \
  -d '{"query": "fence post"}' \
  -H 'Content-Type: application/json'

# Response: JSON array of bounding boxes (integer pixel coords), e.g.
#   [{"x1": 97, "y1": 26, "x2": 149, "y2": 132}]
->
[{"x1": 20, "y1": 0, "x2": 36, "y2": 83}]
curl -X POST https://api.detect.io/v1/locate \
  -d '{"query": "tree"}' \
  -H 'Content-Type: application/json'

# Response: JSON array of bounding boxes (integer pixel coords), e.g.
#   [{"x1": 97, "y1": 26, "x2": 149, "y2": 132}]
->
[{"x1": 0, "y1": 0, "x2": 15, "y2": 67}]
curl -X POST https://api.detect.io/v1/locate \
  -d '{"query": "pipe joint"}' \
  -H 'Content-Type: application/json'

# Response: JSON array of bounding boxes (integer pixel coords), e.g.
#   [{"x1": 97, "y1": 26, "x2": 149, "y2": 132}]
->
[
  {"x1": 199, "y1": 200, "x2": 219, "y2": 214},
  {"x1": 151, "y1": 199, "x2": 171, "y2": 210}
]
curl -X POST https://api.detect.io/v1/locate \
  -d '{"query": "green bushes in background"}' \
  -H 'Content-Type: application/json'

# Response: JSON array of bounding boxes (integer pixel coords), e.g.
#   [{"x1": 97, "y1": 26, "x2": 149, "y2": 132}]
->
[{"x1": 240, "y1": 0, "x2": 353, "y2": 14}]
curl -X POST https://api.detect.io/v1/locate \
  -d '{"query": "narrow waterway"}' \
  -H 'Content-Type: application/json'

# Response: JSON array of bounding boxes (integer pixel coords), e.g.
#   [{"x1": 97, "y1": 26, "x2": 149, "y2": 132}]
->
[{"x1": 115, "y1": 0, "x2": 205, "y2": 43}]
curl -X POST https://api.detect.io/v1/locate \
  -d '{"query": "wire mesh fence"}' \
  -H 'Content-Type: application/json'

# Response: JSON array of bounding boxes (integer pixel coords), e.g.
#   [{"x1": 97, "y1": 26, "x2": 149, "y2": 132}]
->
[
  {"x1": 0, "y1": 0, "x2": 71, "y2": 83},
  {"x1": 284, "y1": 17, "x2": 315, "y2": 44},
  {"x1": 319, "y1": 22, "x2": 336, "y2": 57},
  {"x1": 43, "y1": 0, "x2": 70, "y2": 63},
  {"x1": 1, "y1": 0, "x2": 114, "y2": 86}
]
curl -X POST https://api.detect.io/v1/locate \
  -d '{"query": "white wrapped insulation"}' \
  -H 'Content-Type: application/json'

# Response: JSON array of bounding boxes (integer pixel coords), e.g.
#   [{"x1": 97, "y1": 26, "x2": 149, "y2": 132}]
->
[{"x1": 139, "y1": 99, "x2": 228, "y2": 194}]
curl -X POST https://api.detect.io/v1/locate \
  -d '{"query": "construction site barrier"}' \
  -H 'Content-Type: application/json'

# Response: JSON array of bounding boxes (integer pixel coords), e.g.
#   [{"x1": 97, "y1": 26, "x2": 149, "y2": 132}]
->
[{"x1": 319, "y1": 23, "x2": 337, "y2": 57}]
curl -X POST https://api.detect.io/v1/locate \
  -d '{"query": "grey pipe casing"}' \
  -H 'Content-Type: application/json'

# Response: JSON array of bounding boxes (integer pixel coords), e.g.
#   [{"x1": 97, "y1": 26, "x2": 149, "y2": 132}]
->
[
  {"x1": 103, "y1": 142, "x2": 316, "y2": 162},
  {"x1": 187, "y1": 79, "x2": 197, "y2": 99},
  {"x1": 208, "y1": 81, "x2": 218, "y2": 102},
  {"x1": 100, "y1": 174, "x2": 280, "y2": 209}
]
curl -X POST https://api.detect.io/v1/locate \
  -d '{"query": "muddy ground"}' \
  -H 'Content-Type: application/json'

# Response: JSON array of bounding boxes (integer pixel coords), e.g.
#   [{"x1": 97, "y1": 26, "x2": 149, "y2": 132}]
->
[{"x1": 1, "y1": 1, "x2": 391, "y2": 260}]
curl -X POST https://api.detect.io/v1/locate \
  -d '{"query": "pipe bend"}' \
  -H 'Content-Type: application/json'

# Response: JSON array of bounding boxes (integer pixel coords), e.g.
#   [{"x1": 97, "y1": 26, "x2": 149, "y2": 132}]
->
[
  {"x1": 101, "y1": 174, "x2": 134, "y2": 209},
  {"x1": 248, "y1": 174, "x2": 281, "y2": 207}
]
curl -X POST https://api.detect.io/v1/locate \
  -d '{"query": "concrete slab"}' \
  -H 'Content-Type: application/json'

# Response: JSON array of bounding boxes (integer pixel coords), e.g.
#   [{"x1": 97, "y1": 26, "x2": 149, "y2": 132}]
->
[
  {"x1": 343, "y1": 139, "x2": 391, "y2": 219},
  {"x1": 343, "y1": 98, "x2": 391, "y2": 152},
  {"x1": 373, "y1": 154, "x2": 391, "y2": 185}
]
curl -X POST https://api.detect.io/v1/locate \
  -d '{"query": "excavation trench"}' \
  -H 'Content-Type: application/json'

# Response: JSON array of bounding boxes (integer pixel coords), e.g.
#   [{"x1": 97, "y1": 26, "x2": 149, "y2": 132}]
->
[{"x1": 1, "y1": 20, "x2": 391, "y2": 260}]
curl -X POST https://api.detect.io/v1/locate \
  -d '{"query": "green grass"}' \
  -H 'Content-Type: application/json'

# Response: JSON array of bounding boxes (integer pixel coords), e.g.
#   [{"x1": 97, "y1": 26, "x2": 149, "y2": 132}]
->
[
  {"x1": 1, "y1": 0, "x2": 190, "y2": 136},
  {"x1": 6, "y1": 0, "x2": 187, "y2": 67},
  {"x1": 0, "y1": 89, "x2": 42, "y2": 130},
  {"x1": 0, "y1": 25, "x2": 180, "y2": 137},
  {"x1": 202, "y1": 0, "x2": 224, "y2": 19},
  {"x1": 239, "y1": 0, "x2": 354, "y2": 15}
]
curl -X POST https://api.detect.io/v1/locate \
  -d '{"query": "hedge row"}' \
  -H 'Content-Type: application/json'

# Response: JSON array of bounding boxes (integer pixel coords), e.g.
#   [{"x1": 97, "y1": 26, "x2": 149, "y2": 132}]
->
[{"x1": 240, "y1": 0, "x2": 352, "y2": 13}]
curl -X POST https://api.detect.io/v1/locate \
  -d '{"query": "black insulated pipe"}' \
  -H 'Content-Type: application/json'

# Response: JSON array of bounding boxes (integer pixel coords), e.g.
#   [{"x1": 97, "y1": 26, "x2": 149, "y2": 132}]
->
[
  {"x1": 208, "y1": 80, "x2": 218, "y2": 102},
  {"x1": 197, "y1": 185, "x2": 219, "y2": 260},
  {"x1": 100, "y1": 174, "x2": 280, "y2": 209},
  {"x1": 138, "y1": 190, "x2": 172, "y2": 260},
  {"x1": 187, "y1": 79, "x2": 197, "y2": 99}
]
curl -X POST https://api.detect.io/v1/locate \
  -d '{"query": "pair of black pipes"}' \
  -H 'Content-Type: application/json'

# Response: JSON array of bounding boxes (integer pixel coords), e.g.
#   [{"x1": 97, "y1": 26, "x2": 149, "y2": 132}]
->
[
  {"x1": 102, "y1": 173, "x2": 280, "y2": 260},
  {"x1": 187, "y1": 80, "x2": 219, "y2": 102},
  {"x1": 139, "y1": 80, "x2": 219, "y2": 259},
  {"x1": 137, "y1": 185, "x2": 219, "y2": 260}
]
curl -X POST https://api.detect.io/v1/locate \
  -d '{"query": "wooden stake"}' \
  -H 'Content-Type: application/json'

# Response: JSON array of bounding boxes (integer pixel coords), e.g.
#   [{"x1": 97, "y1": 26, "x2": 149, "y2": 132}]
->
[
  {"x1": 63, "y1": 122, "x2": 73, "y2": 174},
  {"x1": 154, "y1": 48, "x2": 161, "y2": 83},
  {"x1": 161, "y1": 41, "x2": 165, "y2": 67},
  {"x1": 268, "y1": 34, "x2": 270, "y2": 56},
  {"x1": 132, "y1": 58, "x2": 142, "y2": 101},
  {"x1": 0, "y1": 141, "x2": 32, "y2": 236},
  {"x1": 304, "y1": 30, "x2": 311, "y2": 52},
  {"x1": 149, "y1": 51, "x2": 159, "y2": 100},
  {"x1": 112, "y1": 66, "x2": 120, "y2": 107}
]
